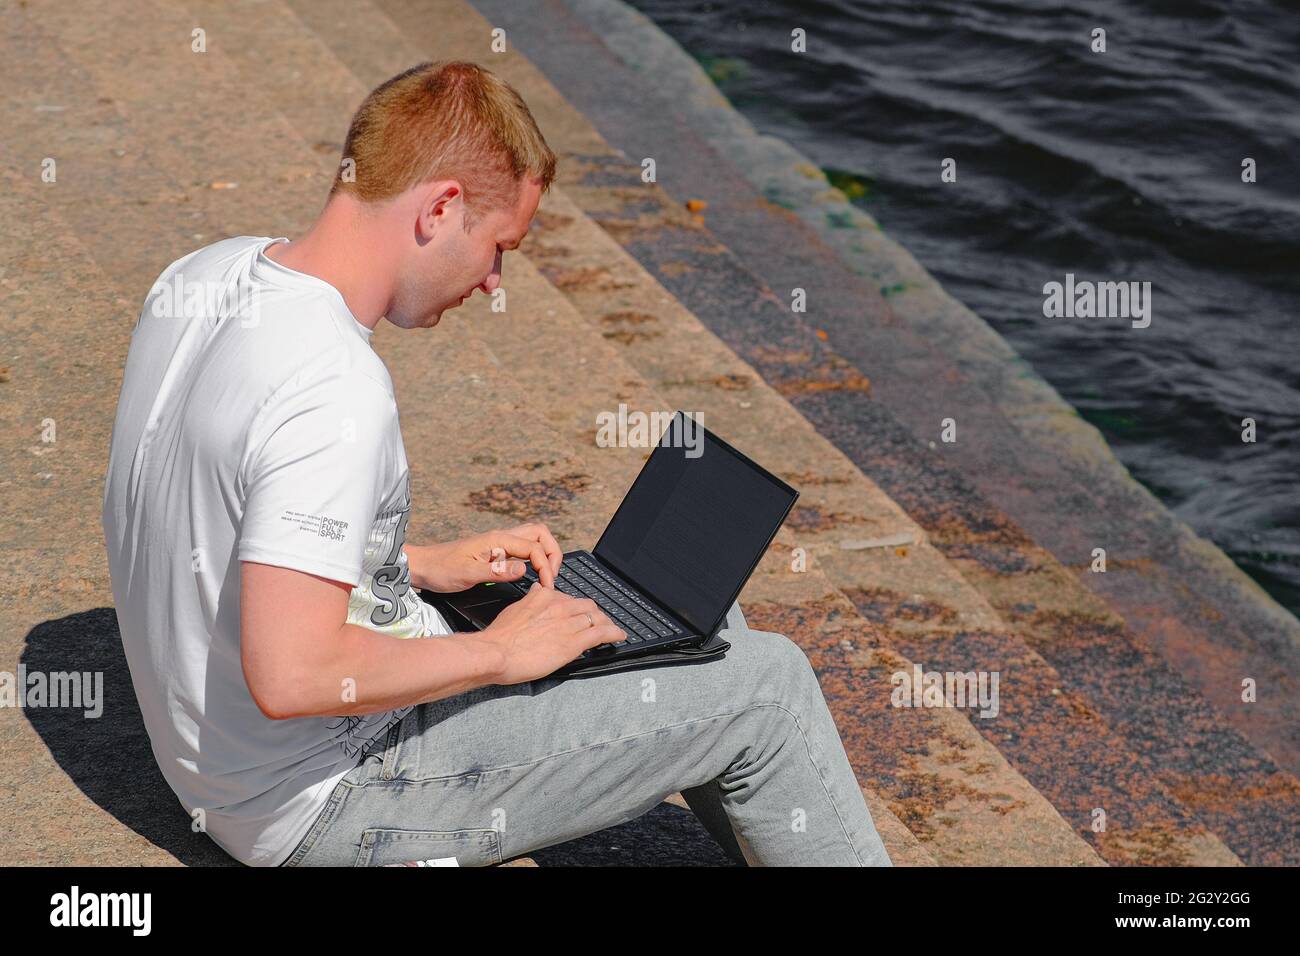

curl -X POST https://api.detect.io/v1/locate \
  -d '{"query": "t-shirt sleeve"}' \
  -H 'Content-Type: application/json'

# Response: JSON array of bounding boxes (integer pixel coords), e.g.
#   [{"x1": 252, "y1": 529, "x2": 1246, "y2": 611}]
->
[{"x1": 237, "y1": 374, "x2": 397, "y2": 587}]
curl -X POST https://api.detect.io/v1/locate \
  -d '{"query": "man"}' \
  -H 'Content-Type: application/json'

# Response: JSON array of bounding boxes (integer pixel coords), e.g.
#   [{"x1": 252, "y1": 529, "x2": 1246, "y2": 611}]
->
[{"x1": 102, "y1": 60, "x2": 892, "y2": 867}]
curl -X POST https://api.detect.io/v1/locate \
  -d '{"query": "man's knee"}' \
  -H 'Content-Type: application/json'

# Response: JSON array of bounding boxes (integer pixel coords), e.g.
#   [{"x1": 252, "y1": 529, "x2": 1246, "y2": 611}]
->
[{"x1": 730, "y1": 627, "x2": 819, "y2": 701}]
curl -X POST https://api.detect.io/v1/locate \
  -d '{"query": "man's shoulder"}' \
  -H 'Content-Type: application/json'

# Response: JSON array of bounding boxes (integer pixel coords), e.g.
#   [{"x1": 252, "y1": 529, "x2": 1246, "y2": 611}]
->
[
  {"x1": 257, "y1": 326, "x2": 397, "y2": 409},
  {"x1": 248, "y1": 349, "x2": 400, "y2": 444},
  {"x1": 152, "y1": 235, "x2": 270, "y2": 287},
  {"x1": 145, "y1": 235, "x2": 399, "y2": 424}
]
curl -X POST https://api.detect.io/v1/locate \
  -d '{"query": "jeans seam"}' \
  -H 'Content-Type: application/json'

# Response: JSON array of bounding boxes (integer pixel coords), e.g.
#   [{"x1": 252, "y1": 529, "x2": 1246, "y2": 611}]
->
[
  {"x1": 763, "y1": 701, "x2": 867, "y2": 865},
  {"x1": 283, "y1": 783, "x2": 348, "y2": 867},
  {"x1": 380, "y1": 715, "x2": 405, "y2": 781}
]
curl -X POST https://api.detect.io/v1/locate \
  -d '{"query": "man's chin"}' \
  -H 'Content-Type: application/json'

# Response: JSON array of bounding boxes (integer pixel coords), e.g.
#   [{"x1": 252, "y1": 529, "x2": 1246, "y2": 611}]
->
[
  {"x1": 382, "y1": 308, "x2": 443, "y2": 330},
  {"x1": 429, "y1": 298, "x2": 463, "y2": 326}
]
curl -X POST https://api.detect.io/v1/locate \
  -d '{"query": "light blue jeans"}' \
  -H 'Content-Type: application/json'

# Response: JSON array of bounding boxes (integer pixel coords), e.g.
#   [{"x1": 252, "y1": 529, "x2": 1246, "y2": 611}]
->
[{"x1": 280, "y1": 600, "x2": 892, "y2": 866}]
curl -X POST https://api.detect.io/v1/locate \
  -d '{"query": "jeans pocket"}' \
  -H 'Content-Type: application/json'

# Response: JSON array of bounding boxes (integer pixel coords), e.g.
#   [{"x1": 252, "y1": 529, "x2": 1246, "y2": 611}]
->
[{"x1": 353, "y1": 827, "x2": 503, "y2": 867}]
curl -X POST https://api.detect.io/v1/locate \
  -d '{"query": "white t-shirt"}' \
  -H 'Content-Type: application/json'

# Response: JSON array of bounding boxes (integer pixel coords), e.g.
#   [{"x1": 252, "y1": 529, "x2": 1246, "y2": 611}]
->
[{"x1": 102, "y1": 235, "x2": 453, "y2": 866}]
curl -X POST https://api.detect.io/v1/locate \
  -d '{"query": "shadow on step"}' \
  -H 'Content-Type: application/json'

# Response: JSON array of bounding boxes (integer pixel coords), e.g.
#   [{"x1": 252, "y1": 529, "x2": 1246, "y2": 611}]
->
[
  {"x1": 523, "y1": 804, "x2": 742, "y2": 866},
  {"x1": 19, "y1": 609, "x2": 740, "y2": 867},
  {"x1": 20, "y1": 608, "x2": 235, "y2": 865}
]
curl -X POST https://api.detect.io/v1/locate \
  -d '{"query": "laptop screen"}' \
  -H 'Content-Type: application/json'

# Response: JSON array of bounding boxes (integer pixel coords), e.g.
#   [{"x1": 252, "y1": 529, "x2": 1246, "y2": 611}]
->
[{"x1": 593, "y1": 412, "x2": 798, "y2": 638}]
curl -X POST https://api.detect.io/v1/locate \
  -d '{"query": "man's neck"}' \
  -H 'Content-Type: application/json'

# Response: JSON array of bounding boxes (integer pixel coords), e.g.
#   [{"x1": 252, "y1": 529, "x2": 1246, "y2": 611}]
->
[{"x1": 263, "y1": 198, "x2": 395, "y2": 330}]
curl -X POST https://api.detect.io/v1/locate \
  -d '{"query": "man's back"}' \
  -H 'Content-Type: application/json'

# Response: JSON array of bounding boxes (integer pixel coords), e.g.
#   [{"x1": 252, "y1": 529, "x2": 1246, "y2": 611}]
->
[{"x1": 102, "y1": 235, "x2": 449, "y2": 866}]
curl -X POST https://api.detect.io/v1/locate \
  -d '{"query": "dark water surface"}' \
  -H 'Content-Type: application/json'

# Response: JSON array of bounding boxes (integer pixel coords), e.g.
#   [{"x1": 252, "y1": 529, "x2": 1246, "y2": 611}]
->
[{"x1": 630, "y1": 0, "x2": 1300, "y2": 615}]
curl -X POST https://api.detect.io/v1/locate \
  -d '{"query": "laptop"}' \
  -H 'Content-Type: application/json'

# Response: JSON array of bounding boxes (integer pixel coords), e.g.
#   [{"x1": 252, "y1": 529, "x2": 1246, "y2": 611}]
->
[{"x1": 429, "y1": 410, "x2": 799, "y2": 674}]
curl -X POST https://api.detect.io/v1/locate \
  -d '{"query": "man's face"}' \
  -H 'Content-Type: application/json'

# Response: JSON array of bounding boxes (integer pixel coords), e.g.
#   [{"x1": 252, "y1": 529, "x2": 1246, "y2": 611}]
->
[{"x1": 388, "y1": 176, "x2": 542, "y2": 330}]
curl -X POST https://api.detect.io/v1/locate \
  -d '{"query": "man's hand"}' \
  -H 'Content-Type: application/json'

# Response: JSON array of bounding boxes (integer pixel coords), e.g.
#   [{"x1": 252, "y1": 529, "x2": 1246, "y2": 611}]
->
[
  {"x1": 479, "y1": 583, "x2": 626, "y2": 684},
  {"x1": 408, "y1": 522, "x2": 564, "y2": 592}
]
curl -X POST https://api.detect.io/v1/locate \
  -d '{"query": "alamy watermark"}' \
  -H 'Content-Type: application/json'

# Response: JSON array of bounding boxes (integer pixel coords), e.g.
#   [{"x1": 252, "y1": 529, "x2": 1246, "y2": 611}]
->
[
  {"x1": 0, "y1": 666, "x2": 103, "y2": 718},
  {"x1": 890, "y1": 662, "x2": 1000, "y2": 719},
  {"x1": 1043, "y1": 273, "x2": 1151, "y2": 329},
  {"x1": 148, "y1": 270, "x2": 262, "y2": 328},
  {"x1": 49, "y1": 886, "x2": 150, "y2": 935},
  {"x1": 595, "y1": 404, "x2": 704, "y2": 458}
]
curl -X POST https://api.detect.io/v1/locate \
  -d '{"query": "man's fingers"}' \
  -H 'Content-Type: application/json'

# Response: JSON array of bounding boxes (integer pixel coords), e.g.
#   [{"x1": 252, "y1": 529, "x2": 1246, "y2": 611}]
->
[
  {"x1": 510, "y1": 522, "x2": 563, "y2": 580},
  {"x1": 535, "y1": 524, "x2": 563, "y2": 579},
  {"x1": 513, "y1": 587, "x2": 624, "y2": 656},
  {"x1": 544, "y1": 595, "x2": 599, "y2": 618},
  {"x1": 518, "y1": 589, "x2": 624, "y2": 653},
  {"x1": 487, "y1": 545, "x2": 521, "y2": 577},
  {"x1": 534, "y1": 593, "x2": 607, "y2": 625},
  {"x1": 552, "y1": 604, "x2": 624, "y2": 646},
  {"x1": 561, "y1": 599, "x2": 620, "y2": 634},
  {"x1": 526, "y1": 581, "x2": 559, "y2": 600},
  {"x1": 529, "y1": 542, "x2": 552, "y2": 587},
  {"x1": 496, "y1": 534, "x2": 556, "y2": 587},
  {"x1": 578, "y1": 623, "x2": 626, "y2": 652}
]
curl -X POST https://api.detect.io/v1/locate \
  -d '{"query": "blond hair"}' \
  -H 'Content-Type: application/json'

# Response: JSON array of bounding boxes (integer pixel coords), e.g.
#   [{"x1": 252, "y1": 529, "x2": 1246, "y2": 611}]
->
[{"x1": 331, "y1": 61, "x2": 557, "y2": 229}]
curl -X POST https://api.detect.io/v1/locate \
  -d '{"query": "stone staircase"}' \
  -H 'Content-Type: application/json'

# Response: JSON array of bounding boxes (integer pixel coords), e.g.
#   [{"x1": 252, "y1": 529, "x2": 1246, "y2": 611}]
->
[{"x1": 1, "y1": 0, "x2": 1294, "y2": 866}]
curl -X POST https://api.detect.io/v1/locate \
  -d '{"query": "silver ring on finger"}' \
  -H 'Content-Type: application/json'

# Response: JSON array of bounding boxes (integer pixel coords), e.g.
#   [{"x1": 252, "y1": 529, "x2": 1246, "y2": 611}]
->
[{"x1": 584, "y1": 612, "x2": 594, "y2": 628}]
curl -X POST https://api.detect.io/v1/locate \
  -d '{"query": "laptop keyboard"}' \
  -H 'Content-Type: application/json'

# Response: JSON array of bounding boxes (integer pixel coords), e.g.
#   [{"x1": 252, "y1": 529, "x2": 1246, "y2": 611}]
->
[{"x1": 518, "y1": 553, "x2": 685, "y2": 650}]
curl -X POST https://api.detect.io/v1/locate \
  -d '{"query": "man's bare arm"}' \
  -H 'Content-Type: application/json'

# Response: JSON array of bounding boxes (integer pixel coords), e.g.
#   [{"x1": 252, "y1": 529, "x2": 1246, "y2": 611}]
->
[
  {"x1": 240, "y1": 561, "x2": 507, "y2": 720},
  {"x1": 240, "y1": 560, "x2": 623, "y2": 721}
]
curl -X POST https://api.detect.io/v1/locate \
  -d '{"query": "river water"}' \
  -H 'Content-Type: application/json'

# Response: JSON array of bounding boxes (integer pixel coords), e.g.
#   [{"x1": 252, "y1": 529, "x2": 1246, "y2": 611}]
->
[{"x1": 630, "y1": 0, "x2": 1300, "y2": 615}]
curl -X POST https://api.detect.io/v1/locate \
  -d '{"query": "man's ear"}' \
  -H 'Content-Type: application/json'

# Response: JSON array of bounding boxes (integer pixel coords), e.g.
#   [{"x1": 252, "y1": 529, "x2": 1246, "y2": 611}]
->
[{"x1": 416, "y1": 180, "x2": 463, "y2": 242}]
